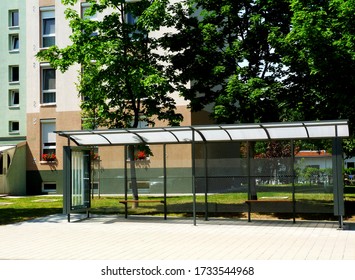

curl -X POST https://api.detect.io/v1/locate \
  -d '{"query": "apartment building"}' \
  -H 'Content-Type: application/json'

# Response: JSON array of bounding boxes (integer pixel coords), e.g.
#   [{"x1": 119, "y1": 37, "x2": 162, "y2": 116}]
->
[{"x1": 0, "y1": 0, "x2": 27, "y2": 194}]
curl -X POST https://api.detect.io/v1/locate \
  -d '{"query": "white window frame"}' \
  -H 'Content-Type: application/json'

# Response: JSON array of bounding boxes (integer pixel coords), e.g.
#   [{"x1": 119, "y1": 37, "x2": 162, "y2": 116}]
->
[
  {"x1": 41, "y1": 8, "x2": 55, "y2": 48},
  {"x1": 41, "y1": 66, "x2": 56, "y2": 104},
  {"x1": 9, "y1": 10, "x2": 19, "y2": 28},
  {"x1": 41, "y1": 120, "x2": 56, "y2": 159},
  {"x1": 9, "y1": 89, "x2": 20, "y2": 108},
  {"x1": 9, "y1": 34, "x2": 19, "y2": 52},
  {"x1": 9, "y1": 65, "x2": 19, "y2": 84}
]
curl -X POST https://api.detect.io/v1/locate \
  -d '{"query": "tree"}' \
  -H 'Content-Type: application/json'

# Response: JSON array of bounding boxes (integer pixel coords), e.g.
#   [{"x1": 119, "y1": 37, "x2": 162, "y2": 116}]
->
[
  {"x1": 161, "y1": 0, "x2": 355, "y2": 156},
  {"x1": 161, "y1": 0, "x2": 292, "y2": 124},
  {"x1": 37, "y1": 0, "x2": 182, "y2": 204},
  {"x1": 273, "y1": 0, "x2": 355, "y2": 156}
]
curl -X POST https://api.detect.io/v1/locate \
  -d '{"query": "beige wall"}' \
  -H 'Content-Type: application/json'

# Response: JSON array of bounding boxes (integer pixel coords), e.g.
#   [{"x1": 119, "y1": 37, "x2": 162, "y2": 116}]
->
[
  {"x1": 39, "y1": 0, "x2": 55, "y2": 6},
  {"x1": 27, "y1": 110, "x2": 81, "y2": 171}
]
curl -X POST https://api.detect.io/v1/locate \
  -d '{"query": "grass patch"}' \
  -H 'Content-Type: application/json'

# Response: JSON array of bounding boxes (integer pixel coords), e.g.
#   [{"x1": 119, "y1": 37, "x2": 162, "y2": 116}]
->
[
  {"x1": 0, "y1": 196, "x2": 62, "y2": 225},
  {"x1": 1, "y1": 193, "x2": 355, "y2": 225}
]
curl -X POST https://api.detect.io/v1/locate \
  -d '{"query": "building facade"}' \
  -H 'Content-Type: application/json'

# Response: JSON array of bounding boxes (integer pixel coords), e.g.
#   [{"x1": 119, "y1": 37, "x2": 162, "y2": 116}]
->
[
  {"x1": 25, "y1": 0, "x2": 83, "y2": 194},
  {"x1": 0, "y1": 0, "x2": 27, "y2": 194}
]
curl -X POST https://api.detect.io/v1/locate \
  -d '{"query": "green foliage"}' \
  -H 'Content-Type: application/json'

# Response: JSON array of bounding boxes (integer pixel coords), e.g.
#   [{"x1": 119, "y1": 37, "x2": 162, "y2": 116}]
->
[
  {"x1": 160, "y1": 0, "x2": 355, "y2": 154},
  {"x1": 161, "y1": 0, "x2": 291, "y2": 123},
  {"x1": 344, "y1": 168, "x2": 355, "y2": 175},
  {"x1": 275, "y1": 0, "x2": 355, "y2": 135}
]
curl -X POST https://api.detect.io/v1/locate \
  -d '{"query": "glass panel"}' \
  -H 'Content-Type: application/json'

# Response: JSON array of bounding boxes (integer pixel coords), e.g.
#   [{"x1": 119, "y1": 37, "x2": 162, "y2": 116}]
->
[
  {"x1": 11, "y1": 11, "x2": 19, "y2": 27},
  {"x1": 43, "y1": 18, "x2": 55, "y2": 35},
  {"x1": 171, "y1": 130, "x2": 203, "y2": 142},
  {"x1": 42, "y1": 122, "x2": 56, "y2": 143},
  {"x1": 126, "y1": 12, "x2": 137, "y2": 25},
  {"x1": 72, "y1": 134, "x2": 110, "y2": 145},
  {"x1": 198, "y1": 129, "x2": 231, "y2": 141},
  {"x1": 43, "y1": 91, "x2": 56, "y2": 103},
  {"x1": 43, "y1": 36, "x2": 55, "y2": 48},
  {"x1": 104, "y1": 133, "x2": 143, "y2": 144},
  {"x1": 71, "y1": 150, "x2": 90, "y2": 209},
  {"x1": 10, "y1": 67, "x2": 19, "y2": 82},
  {"x1": 10, "y1": 35, "x2": 19, "y2": 50},
  {"x1": 337, "y1": 124, "x2": 350, "y2": 137},
  {"x1": 307, "y1": 125, "x2": 335, "y2": 138},
  {"x1": 227, "y1": 128, "x2": 269, "y2": 140},
  {"x1": 135, "y1": 131, "x2": 178, "y2": 143},
  {"x1": 43, "y1": 69, "x2": 56, "y2": 90},
  {"x1": 10, "y1": 122, "x2": 19, "y2": 132},
  {"x1": 267, "y1": 127, "x2": 308, "y2": 139},
  {"x1": 10, "y1": 90, "x2": 19, "y2": 105}
]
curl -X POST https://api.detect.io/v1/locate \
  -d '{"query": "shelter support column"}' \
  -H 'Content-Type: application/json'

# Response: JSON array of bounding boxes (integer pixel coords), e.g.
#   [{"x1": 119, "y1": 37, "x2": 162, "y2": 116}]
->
[
  {"x1": 204, "y1": 143, "x2": 208, "y2": 221},
  {"x1": 63, "y1": 146, "x2": 71, "y2": 221},
  {"x1": 291, "y1": 140, "x2": 296, "y2": 223},
  {"x1": 163, "y1": 144, "x2": 167, "y2": 220},
  {"x1": 192, "y1": 129, "x2": 197, "y2": 226},
  {"x1": 124, "y1": 145, "x2": 128, "y2": 219},
  {"x1": 332, "y1": 138, "x2": 344, "y2": 229}
]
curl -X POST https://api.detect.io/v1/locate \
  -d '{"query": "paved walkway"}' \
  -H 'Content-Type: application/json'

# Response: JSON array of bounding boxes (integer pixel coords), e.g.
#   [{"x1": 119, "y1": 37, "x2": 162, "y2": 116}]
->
[{"x1": 1, "y1": 214, "x2": 355, "y2": 260}]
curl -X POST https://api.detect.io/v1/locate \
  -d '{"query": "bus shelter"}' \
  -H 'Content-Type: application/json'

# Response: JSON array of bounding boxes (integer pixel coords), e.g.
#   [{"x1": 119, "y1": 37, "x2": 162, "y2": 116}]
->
[{"x1": 56, "y1": 120, "x2": 349, "y2": 227}]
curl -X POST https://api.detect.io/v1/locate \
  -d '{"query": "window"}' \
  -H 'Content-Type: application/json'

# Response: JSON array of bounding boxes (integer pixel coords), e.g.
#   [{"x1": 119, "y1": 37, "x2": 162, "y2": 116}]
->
[
  {"x1": 9, "y1": 121, "x2": 19, "y2": 133},
  {"x1": 81, "y1": 3, "x2": 98, "y2": 37},
  {"x1": 42, "y1": 182, "x2": 57, "y2": 193},
  {"x1": 41, "y1": 120, "x2": 56, "y2": 158},
  {"x1": 9, "y1": 10, "x2": 19, "y2": 28},
  {"x1": 9, "y1": 66, "x2": 19, "y2": 83},
  {"x1": 81, "y1": 3, "x2": 97, "y2": 20},
  {"x1": 41, "y1": 9, "x2": 55, "y2": 48},
  {"x1": 9, "y1": 34, "x2": 19, "y2": 52},
  {"x1": 9, "y1": 90, "x2": 19, "y2": 107},
  {"x1": 125, "y1": 12, "x2": 145, "y2": 40},
  {"x1": 126, "y1": 12, "x2": 137, "y2": 25},
  {"x1": 41, "y1": 67, "x2": 56, "y2": 104}
]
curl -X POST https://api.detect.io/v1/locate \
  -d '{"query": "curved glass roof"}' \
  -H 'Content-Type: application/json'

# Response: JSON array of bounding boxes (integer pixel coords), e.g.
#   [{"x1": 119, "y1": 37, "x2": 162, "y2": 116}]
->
[{"x1": 56, "y1": 120, "x2": 349, "y2": 146}]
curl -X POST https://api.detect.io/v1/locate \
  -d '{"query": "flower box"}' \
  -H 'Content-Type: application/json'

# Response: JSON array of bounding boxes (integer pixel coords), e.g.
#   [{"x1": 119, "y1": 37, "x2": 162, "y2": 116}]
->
[{"x1": 42, "y1": 153, "x2": 56, "y2": 162}]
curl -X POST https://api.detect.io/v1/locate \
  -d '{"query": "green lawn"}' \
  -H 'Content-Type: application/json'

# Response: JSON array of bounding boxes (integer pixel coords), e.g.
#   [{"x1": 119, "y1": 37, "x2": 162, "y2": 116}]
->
[
  {"x1": 0, "y1": 196, "x2": 62, "y2": 225},
  {"x1": 1, "y1": 193, "x2": 354, "y2": 225}
]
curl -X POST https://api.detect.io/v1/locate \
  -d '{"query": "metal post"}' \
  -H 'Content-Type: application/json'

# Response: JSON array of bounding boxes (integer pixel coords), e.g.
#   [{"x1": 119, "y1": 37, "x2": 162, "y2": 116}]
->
[
  {"x1": 333, "y1": 137, "x2": 344, "y2": 229},
  {"x1": 163, "y1": 144, "x2": 167, "y2": 220},
  {"x1": 63, "y1": 146, "x2": 72, "y2": 222},
  {"x1": 291, "y1": 140, "x2": 296, "y2": 223},
  {"x1": 204, "y1": 143, "x2": 209, "y2": 221},
  {"x1": 124, "y1": 145, "x2": 128, "y2": 219},
  {"x1": 192, "y1": 129, "x2": 197, "y2": 226}
]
